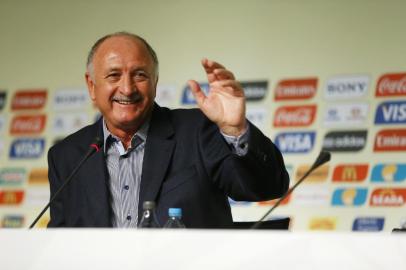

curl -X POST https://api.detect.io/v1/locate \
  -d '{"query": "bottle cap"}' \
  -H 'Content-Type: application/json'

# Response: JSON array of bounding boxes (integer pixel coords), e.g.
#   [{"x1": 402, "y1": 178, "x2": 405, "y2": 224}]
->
[
  {"x1": 143, "y1": 201, "x2": 156, "y2": 210},
  {"x1": 168, "y1": 208, "x2": 182, "y2": 217}
]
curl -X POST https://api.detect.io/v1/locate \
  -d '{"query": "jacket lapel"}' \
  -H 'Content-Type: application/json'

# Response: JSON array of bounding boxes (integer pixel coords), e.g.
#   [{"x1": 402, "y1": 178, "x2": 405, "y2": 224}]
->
[{"x1": 138, "y1": 105, "x2": 175, "y2": 219}]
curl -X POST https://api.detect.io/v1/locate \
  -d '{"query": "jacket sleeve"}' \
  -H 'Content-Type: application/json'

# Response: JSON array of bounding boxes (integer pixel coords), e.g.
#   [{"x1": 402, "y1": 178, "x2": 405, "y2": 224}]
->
[
  {"x1": 199, "y1": 119, "x2": 290, "y2": 202},
  {"x1": 47, "y1": 146, "x2": 66, "y2": 227}
]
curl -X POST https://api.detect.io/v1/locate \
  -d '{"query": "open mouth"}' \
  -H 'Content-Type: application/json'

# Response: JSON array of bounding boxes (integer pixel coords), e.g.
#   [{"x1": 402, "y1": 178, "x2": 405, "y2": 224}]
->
[{"x1": 112, "y1": 96, "x2": 142, "y2": 105}]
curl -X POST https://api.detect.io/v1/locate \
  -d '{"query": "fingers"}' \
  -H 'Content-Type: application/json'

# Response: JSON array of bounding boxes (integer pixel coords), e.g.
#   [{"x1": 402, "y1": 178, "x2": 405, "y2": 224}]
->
[
  {"x1": 187, "y1": 80, "x2": 206, "y2": 107},
  {"x1": 210, "y1": 80, "x2": 245, "y2": 98},
  {"x1": 201, "y1": 58, "x2": 236, "y2": 82}
]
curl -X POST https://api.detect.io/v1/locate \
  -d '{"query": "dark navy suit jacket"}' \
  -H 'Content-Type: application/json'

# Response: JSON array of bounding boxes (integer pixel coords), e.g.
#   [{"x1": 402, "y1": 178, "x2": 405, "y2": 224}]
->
[{"x1": 47, "y1": 104, "x2": 289, "y2": 228}]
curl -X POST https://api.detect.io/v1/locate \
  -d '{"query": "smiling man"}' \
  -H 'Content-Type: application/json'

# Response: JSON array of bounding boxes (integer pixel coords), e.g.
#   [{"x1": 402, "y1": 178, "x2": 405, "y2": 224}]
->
[{"x1": 47, "y1": 31, "x2": 289, "y2": 228}]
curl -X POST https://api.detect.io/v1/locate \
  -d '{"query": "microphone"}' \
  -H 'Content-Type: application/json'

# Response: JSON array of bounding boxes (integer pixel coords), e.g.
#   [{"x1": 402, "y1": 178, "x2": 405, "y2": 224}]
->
[
  {"x1": 251, "y1": 150, "x2": 331, "y2": 229},
  {"x1": 29, "y1": 137, "x2": 103, "y2": 229}
]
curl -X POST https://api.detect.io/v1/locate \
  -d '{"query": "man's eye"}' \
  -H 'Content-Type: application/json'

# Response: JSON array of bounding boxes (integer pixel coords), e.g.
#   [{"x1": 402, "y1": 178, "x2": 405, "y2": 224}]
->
[
  {"x1": 108, "y1": 73, "x2": 120, "y2": 78},
  {"x1": 133, "y1": 72, "x2": 148, "y2": 81}
]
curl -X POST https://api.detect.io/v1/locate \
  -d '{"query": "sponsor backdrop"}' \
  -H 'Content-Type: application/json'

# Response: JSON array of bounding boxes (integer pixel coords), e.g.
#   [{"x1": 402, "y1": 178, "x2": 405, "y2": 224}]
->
[{"x1": 0, "y1": 1, "x2": 405, "y2": 231}]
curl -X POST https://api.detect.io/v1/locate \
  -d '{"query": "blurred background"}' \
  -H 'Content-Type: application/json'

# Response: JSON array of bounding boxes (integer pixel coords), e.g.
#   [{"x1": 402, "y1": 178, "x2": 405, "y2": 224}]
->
[{"x1": 0, "y1": 0, "x2": 405, "y2": 231}]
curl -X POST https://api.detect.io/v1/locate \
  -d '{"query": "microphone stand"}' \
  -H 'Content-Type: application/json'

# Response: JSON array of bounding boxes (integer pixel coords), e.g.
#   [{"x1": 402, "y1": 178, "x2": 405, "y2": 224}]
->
[
  {"x1": 251, "y1": 151, "x2": 331, "y2": 229},
  {"x1": 29, "y1": 138, "x2": 103, "y2": 229}
]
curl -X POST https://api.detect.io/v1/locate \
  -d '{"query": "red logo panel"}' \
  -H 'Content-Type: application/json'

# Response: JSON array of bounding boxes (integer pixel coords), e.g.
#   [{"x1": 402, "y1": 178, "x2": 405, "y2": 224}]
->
[
  {"x1": 0, "y1": 190, "x2": 24, "y2": 205},
  {"x1": 274, "y1": 78, "x2": 317, "y2": 101},
  {"x1": 370, "y1": 188, "x2": 406, "y2": 206},
  {"x1": 274, "y1": 105, "x2": 317, "y2": 127},
  {"x1": 374, "y1": 129, "x2": 406, "y2": 151},
  {"x1": 11, "y1": 89, "x2": 47, "y2": 110},
  {"x1": 332, "y1": 164, "x2": 369, "y2": 182},
  {"x1": 10, "y1": 115, "x2": 46, "y2": 135},
  {"x1": 376, "y1": 73, "x2": 406, "y2": 97}
]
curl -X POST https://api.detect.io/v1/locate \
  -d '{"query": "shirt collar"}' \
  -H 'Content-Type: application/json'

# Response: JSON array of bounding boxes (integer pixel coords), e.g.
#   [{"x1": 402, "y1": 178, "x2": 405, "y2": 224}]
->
[{"x1": 102, "y1": 117, "x2": 150, "y2": 154}]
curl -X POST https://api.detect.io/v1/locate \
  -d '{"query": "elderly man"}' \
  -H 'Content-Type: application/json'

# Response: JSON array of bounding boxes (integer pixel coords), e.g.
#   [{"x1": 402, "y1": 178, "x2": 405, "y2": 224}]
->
[{"x1": 47, "y1": 31, "x2": 289, "y2": 228}]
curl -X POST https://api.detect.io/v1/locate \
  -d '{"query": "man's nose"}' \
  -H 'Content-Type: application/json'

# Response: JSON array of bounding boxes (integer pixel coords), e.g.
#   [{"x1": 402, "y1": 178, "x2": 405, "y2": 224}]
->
[{"x1": 120, "y1": 75, "x2": 135, "y2": 95}]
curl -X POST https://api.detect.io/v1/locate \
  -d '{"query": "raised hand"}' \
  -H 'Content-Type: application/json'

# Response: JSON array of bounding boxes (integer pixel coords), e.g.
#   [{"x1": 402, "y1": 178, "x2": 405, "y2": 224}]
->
[{"x1": 188, "y1": 58, "x2": 247, "y2": 136}]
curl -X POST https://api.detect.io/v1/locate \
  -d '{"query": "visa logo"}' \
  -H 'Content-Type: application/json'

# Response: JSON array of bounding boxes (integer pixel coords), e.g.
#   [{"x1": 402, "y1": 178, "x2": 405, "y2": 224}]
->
[
  {"x1": 181, "y1": 83, "x2": 210, "y2": 105},
  {"x1": 9, "y1": 138, "x2": 45, "y2": 159},
  {"x1": 352, "y1": 217, "x2": 384, "y2": 231},
  {"x1": 331, "y1": 188, "x2": 368, "y2": 206},
  {"x1": 274, "y1": 132, "x2": 315, "y2": 153},
  {"x1": 371, "y1": 164, "x2": 406, "y2": 183},
  {"x1": 374, "y1": 101, "x2": 406, "y2": 124}
]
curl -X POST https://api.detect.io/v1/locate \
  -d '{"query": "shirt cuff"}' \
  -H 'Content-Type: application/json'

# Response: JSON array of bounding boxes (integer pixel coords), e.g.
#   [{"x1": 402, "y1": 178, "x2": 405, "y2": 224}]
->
[{"x1": 221, "y1": 125, "x2": 250, "y2": 156}]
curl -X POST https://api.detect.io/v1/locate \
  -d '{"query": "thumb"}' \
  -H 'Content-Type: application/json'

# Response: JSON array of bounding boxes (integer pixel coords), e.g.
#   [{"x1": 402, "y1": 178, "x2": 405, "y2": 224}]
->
[{"x1": 188, "y1": 80, "x2": 206, "y2": 107}]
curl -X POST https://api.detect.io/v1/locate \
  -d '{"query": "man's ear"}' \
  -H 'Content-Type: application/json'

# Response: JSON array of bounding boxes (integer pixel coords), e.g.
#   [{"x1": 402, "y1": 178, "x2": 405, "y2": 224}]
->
[{"x1": 85, "y1": 72, "x2": 96, "y2": 102}]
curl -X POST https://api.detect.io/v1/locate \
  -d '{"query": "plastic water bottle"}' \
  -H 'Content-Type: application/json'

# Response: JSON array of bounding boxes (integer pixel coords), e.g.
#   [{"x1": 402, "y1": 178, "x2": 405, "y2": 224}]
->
[
  {"x1": 138, "y1": 201, "x2": 160, "y2": 228},
  {"x1": 163, "y1": 208, "x2": 186, "y2": 228}
]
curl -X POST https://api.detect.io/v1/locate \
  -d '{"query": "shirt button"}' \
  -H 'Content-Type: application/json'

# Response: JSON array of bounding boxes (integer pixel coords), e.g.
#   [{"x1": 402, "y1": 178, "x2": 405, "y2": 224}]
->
[
  {"x1": 124, "y1": 185, "x2": 129, "y2": 190},
  {"x1": 126, "y1": 215, "x2": 132, "y2": 221}
]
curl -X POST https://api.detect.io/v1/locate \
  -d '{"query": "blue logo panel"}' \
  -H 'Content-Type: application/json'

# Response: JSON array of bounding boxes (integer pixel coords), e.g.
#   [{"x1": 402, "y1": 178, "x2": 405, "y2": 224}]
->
[
  {"x1": 274, "y1": 132, "x2": 315, "y2": 154},
  {"x1": 181, "y1": 83, "x2": 210, "y2": 105},
  {"x1": 331, "y1": 188, "x2": 368, "y2": 206},
  {"x1": 9, "y1": 138, "x2": 45, "y2": 159},
  {"x1": 352, "y1": 217, "x2": 384, "y2": 231},
  {"x1": 374, "y1": 101, "x2": 406, "y2": 124},
  {"x1": 371, "y1": 164, "x2": 406, "y2": 183}
]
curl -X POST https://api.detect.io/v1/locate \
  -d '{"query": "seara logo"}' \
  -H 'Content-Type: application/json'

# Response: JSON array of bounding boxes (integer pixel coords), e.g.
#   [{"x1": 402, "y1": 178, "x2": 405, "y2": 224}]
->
[
  {"x1": 295, "y1": 164, "x2": 329, "y2": 183},
  {"x1": 181, "y1": 83, "x2": 209, "y2": 105},
  {"x1": 352, "y1": 217, "x2": 384, "y2": 232},
  {"x1": 273, "y1": 105, "x2": 317, "y2": 127},
  {"x1": 2, "y1": 215, "x2": 25, "y2": 228},
  {"x1": 9, "y1": 138, "x2": 45, "y2": 159},
  {"x1": 274, "y1": 78, "x2": 317, "y2": 101},
  {"x1": 370, "y1": 188, "x2": 406, "y2": 207},
  {"x1": 10, "y1": 114, "x2": 46, "y2": 135},
  {"x1": 371, "y1": 164, "x2": 406, "y2": 183},
  {"x1": 374, "y1": 101, "x2": 406, "y2": 125},
  {"x1": 0, "y1": 190, "x2": 24, "y2": 205},
  {"x1": 323, "y1": 103, "x2": 368, "y2": 127},
  {"x1": 374, "y1": 129, "x2": 406, "y2": 151},
  {"x1": 274, "y1": 131, "x2": 315, "y2": 154},
  {"x1": 240, "y1": 81, "x2": 268, "y2": 101},
  {"x1": 0, "y1": 168, "x2": 26, "y2": 186},
  {"x1": 308, "y1": 217, "x2": 337, "y2": 231},
  {"x1": 324, "y1": 75, "x2": 369, "y2": 100},
  {"x1": 322, "y1": 130, "x2": 367, "y2": 152},
  {"x1": 376, "y1": 72, "x2": 406, "y2": 97},
  {"x1": 11, "y1": 89, "x2": 47, "y2": 110},
  {"x1": 332, "y1": 164, "x2": 368, "y2": 182},
  {"x1": 331, "y1": 188, "x2": 368, "y2": 206},
  {"x1": 0, "y1": 91, "x2": 6, "y2": 111}
]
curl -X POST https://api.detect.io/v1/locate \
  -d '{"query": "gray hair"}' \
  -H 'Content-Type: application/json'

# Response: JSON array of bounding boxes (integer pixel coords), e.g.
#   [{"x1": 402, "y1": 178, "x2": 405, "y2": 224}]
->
[{"x1": 86, "y1": 31, "x2": 159, "y2": 79}]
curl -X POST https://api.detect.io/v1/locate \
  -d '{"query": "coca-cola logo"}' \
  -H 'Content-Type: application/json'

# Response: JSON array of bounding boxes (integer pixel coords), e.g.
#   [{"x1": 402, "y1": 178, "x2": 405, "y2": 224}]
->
[
  {"x1": 376, "y1": 73, "x2": 406, "y2": 97},
  {"x1": 10, "y1": 115, "x2": 46, "y2": 135},
  {"x1": 274, "y1": 78, "x2": 317, "y2": 101},
  {"x1": 274, "y1": 105, "x2": 317, "y2": 127}
]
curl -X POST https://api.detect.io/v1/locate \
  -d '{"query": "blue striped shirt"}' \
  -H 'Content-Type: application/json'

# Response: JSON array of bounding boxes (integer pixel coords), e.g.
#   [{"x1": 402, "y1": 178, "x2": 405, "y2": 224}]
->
[{"x1": 102, "y1": 116, "x2": 249, "y2": 228}]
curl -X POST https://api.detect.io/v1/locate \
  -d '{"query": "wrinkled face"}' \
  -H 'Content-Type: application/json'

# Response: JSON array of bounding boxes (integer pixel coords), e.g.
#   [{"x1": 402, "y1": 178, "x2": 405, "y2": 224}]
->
[{"x1": 86, "y1": 36, "x2": 158, "y2": 135}]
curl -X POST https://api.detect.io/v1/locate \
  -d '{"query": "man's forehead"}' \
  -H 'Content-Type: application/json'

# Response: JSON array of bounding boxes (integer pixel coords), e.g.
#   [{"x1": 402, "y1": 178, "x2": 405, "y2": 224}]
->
[{"x1": 93, "y1": 36, "x2": 152, "y2": 68}]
